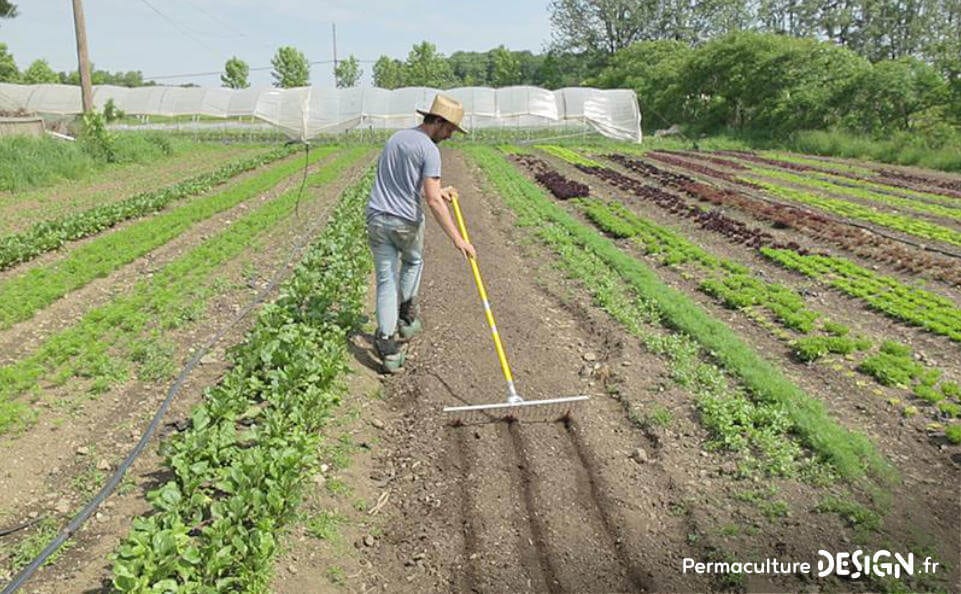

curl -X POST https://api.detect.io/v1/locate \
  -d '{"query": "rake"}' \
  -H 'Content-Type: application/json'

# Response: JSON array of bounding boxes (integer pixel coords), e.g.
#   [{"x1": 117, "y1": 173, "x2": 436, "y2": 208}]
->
[{"x1": 442, "y1": 193, "x2": 589, "y2": 423}]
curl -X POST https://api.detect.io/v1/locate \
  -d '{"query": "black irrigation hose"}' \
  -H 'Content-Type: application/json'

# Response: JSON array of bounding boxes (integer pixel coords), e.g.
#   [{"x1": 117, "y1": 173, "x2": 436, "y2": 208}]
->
[
  {"x1": 2, "y1": 142, "x2": 324, "y2": 594},
  {"x1": 0, "y1": 518, "x2": 43, "y2": 539}
]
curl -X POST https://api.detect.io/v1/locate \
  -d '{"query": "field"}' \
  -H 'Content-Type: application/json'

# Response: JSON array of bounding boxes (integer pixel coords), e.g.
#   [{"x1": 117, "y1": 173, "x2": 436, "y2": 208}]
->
[{"x1": 0, "y1": 137, "x2": 958, "y2": 593}]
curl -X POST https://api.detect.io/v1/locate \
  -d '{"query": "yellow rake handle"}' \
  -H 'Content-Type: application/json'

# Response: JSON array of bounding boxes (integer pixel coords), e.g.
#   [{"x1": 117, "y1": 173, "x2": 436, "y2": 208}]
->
[{"x1": 450, "y1": 195, "x2": 518, "y2": 396}]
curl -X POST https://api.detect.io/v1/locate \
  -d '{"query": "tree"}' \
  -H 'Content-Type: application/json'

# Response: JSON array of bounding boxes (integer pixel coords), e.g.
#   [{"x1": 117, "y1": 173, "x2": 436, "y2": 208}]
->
[
  {"x1": 334, "y1": 55, "x2": 362, "y2": 87},
  {"x1": 373, "y1": 56, "x2": 406, "y2": 88},
  {"x1": 0, "y1": 43, "x2": 18, "y2": 82},
  {"x1": 271, "y1": 46, "x2": 309, "y2": 88},
  {"x1": 59, "y1": 67, "x2": 146, "y2": 87},
  {"x1": 21, "y1": 59, "x2": 59, "y2": 84},
  {"x1": 0, "y1": 1, "x2": 16, "y2": 20},
  {"x1": 488, "y1": 46, "x2": 522, "y2": 87},
  {"x1": 221, "y1": 56, "x2": 250, "y2": 89},
  {"x1": 548, "y1": 0, "x2": 653, "y2": 54},
  {"x1": 404, "y1": 41, "x2": 455, "y2": 88},
  {"x1": 588, "y1": 40, "x2": 693, "y2": 129},
  {"x1": 844, "y1": 57, "x2": 949, "y2": 133},
  {"x1": 449, "y1": 51, "x2": 489, "y2": 86}
]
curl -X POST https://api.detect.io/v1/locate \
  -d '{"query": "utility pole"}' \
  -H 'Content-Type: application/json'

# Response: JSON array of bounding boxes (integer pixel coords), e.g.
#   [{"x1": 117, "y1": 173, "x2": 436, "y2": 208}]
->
[
  {"x1": 72, "y1": 0, "x2": 93, "y2": 113},
  {"x1": 331, "y1": 22, "x2": 338, "y2": 83}
]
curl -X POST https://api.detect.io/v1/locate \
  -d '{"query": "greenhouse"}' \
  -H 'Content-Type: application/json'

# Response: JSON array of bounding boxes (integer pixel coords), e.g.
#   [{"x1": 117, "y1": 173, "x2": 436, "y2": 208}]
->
[{"x1": 0, "y1": 83, "x2": 642, "y2": 142}]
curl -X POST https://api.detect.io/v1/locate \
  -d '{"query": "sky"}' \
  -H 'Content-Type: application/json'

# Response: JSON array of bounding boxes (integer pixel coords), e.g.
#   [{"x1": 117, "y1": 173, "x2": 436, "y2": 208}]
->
[{"x1": 0, "y1": 0, "x2": 554, "y2": 87}]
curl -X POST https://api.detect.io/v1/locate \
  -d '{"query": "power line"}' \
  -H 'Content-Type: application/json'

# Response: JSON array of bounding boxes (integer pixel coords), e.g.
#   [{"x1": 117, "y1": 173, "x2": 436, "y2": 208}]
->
[
  {"x1": 176, "y1": 0, "x2": 249, "y2": 39},
  {"x1": 136, "y1": 0, "x2": 222, "y2": 56}
]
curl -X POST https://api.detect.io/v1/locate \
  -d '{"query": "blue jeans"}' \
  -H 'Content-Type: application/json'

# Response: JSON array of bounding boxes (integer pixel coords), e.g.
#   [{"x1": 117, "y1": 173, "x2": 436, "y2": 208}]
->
[{"x1": 367, "y1": 213, "x2": 424, "y2": 339}]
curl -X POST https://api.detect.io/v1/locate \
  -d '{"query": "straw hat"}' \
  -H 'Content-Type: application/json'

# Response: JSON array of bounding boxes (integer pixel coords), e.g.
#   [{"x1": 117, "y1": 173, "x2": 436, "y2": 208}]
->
[{"x1": 417, "y1": 94, "x2": 468, "y2": 134}]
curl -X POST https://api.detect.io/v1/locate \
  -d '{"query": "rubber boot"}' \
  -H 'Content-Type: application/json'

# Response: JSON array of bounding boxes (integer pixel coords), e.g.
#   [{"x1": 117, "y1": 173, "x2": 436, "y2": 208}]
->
[
  {"x1": 398, "y1": 299, "x2": 423, "y2": 340},
  {"x1": 374, "y1": 334, "x2": 405, "y2": 374}
]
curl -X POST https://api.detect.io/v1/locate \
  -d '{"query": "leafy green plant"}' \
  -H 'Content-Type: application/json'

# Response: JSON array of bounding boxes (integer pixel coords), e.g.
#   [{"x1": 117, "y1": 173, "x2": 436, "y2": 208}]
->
[
  {"x1": 792, "y1": 335, "x2": 870, "y2": 362},
  {"x1": 857, "y1": 343, "x2": 923, "y2": 387},
  {"x1": 946, "y1": 424, "x2": 961, "y2": 444},
  {"x1": 110, "y1": 167, "x2": 374, "y2": 591},
  {"x1": 78, "y1": 111, "x2": 117, "y2": 163}
]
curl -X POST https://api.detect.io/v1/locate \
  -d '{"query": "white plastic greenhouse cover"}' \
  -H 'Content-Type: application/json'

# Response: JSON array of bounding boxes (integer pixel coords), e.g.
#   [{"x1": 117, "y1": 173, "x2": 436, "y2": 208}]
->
[{"x1": 0, "y1": 83, "x2": 642, "y2": 142}]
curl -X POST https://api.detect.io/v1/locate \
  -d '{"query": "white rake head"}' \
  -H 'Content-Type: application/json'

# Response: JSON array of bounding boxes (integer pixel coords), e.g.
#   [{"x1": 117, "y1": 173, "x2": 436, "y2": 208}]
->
[{"x1": 443, "y1": 394, "x2": 589, "y2": 425}]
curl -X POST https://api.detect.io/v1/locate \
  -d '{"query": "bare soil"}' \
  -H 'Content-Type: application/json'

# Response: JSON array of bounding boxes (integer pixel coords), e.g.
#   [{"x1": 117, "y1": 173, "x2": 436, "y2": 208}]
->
[{"x1": 270, "y1": 148, "x2": 960, "y2": 593}]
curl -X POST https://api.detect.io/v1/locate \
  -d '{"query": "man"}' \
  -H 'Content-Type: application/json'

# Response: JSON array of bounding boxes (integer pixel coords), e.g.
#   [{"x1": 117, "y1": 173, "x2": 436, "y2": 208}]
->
[{"x1": 366, "y1": 93, "x2": 476, "y2": 373}]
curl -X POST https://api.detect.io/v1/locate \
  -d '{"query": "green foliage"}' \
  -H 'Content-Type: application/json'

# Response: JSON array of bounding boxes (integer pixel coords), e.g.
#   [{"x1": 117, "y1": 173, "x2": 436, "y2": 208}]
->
[
  {"x1": 221, "y1": 56, "x2": 250, "y2": 89},
  {"x1": 1, "y1": 518, "x2": 73, "y2": 575},
  {"x1": 938, "y1": 401, "x2": 961, "y2": 418},
  {"x1": 305, "y1": 511, "x2": 345, "y2": 541},
  {"x1": 548, "y1": 0, "x2": 652, "y2": 54},
  {"x1": 941, "y1": 382, "x2": 961, "y2": 399},
  {"x1": 946, "y1": 424, "x2": 961, "y2": 444},
  {"x1": 465, "y1": 144, "x2": 890, "y2": 482},
  {"x1": 681, "y1": 32, "x2": 870, "y2": 133},
  {"x1": 78, "y1": 112, "x2": 118, "y2": 163},
  {"x1": 488, "y1": 45, "x2": 521, "y2": 87},
  {"x1": 0, "y1": 42, "x2": 18, "y2": 82},
  {"x1": 588, "y1": 40, "x2": 693, "y2": 131},
  {"x1": 110, "y1": 168, "x2": 374, "y2": 590},
  {"x1": 21, "y1": 58, "x2": 59, "y2": 84},
  {"x1": 0, "y1": 147, "x2": 327, "y2": 331},
  {"x1": 857, "y1": 346, "x2": 923, "y2": 387},
  {"x1": 334, "y1": 55, "x2": 362, "y2": 88},
  {"x1": 0, "y1": 147, "x2": 370, "y2": 435},
  {"x1": 844, "y1": 57, "x2": 950, "y2": 134},
  {"x1": 0, "y1": 135, "x2": 94, "y2": 191},
  {"x1": 404, "y1": 41, "x2": 455, "y2": 88},
  {"x1": 815, "y1": 495, "x2": 882, "y2": 532},
  {"x1": 760, "y1": 249, "x2": 961, "y2": 343},
  {"x1": 103, "y1": 98, "x2": 125, "y2": 123},
  {"x1": 0, "y1": 145, "x2": 294, "y2": 270},
  {"x1": 372, "y1": 56, "x2": 406, "y2": 89},
  {"x1": 0, "y1": 1, "x2": 17, "y2": 19},
  {"x1": 792, "y1": 336, "x2": 867, "y2": 363},
  {"x1": 913, "y1": 384, "x2": 944, "y2": 405},
  {"x1": 59, "y1": 67, "x2": 149, "y2": 88},
  {"x1": 271, "y1": 46, "x2": 310, "y2": 88},
  {"x1": 700, "y1": 274, "x2": 819, "y2": 333}
]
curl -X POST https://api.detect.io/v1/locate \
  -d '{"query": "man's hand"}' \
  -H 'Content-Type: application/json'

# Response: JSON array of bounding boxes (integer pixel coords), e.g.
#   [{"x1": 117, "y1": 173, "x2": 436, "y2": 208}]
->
[
  {"x1": 441, "y1": 185, "x2": 458, "y2": 203},
  {"x1": 455, "y1": 236, "x2": 476, "y2": 260}
]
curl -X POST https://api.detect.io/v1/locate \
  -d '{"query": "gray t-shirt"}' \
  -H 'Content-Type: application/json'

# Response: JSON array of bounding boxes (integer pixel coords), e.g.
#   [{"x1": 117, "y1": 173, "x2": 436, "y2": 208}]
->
[{"x1": 366, "y1": 127, "x2": 441, "y2": 224}]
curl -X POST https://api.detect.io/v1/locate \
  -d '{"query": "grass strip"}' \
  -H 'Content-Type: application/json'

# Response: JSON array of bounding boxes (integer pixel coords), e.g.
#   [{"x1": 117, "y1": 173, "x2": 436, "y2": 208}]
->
[
  {"x1": 0, "y1": 146, "x2": 335, "y2": 331},
  {"x1": 464, "y1": 144, "x2": 890, "y2": 482},
  {"x1": 0, "y1": 145, "x2": 297, "y2": 270},
  {"x1": 110, "y1": 169, "x2": 373, "y2": 592},
  {"x1": 0, "y1": 147, "x2": 372, "y2": 435}
]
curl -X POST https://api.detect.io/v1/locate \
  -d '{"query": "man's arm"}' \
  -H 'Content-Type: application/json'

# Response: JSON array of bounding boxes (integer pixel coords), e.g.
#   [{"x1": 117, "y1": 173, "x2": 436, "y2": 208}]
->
[{"x1": 424, "y1": 177, "x2": 476, "y2": 259}]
